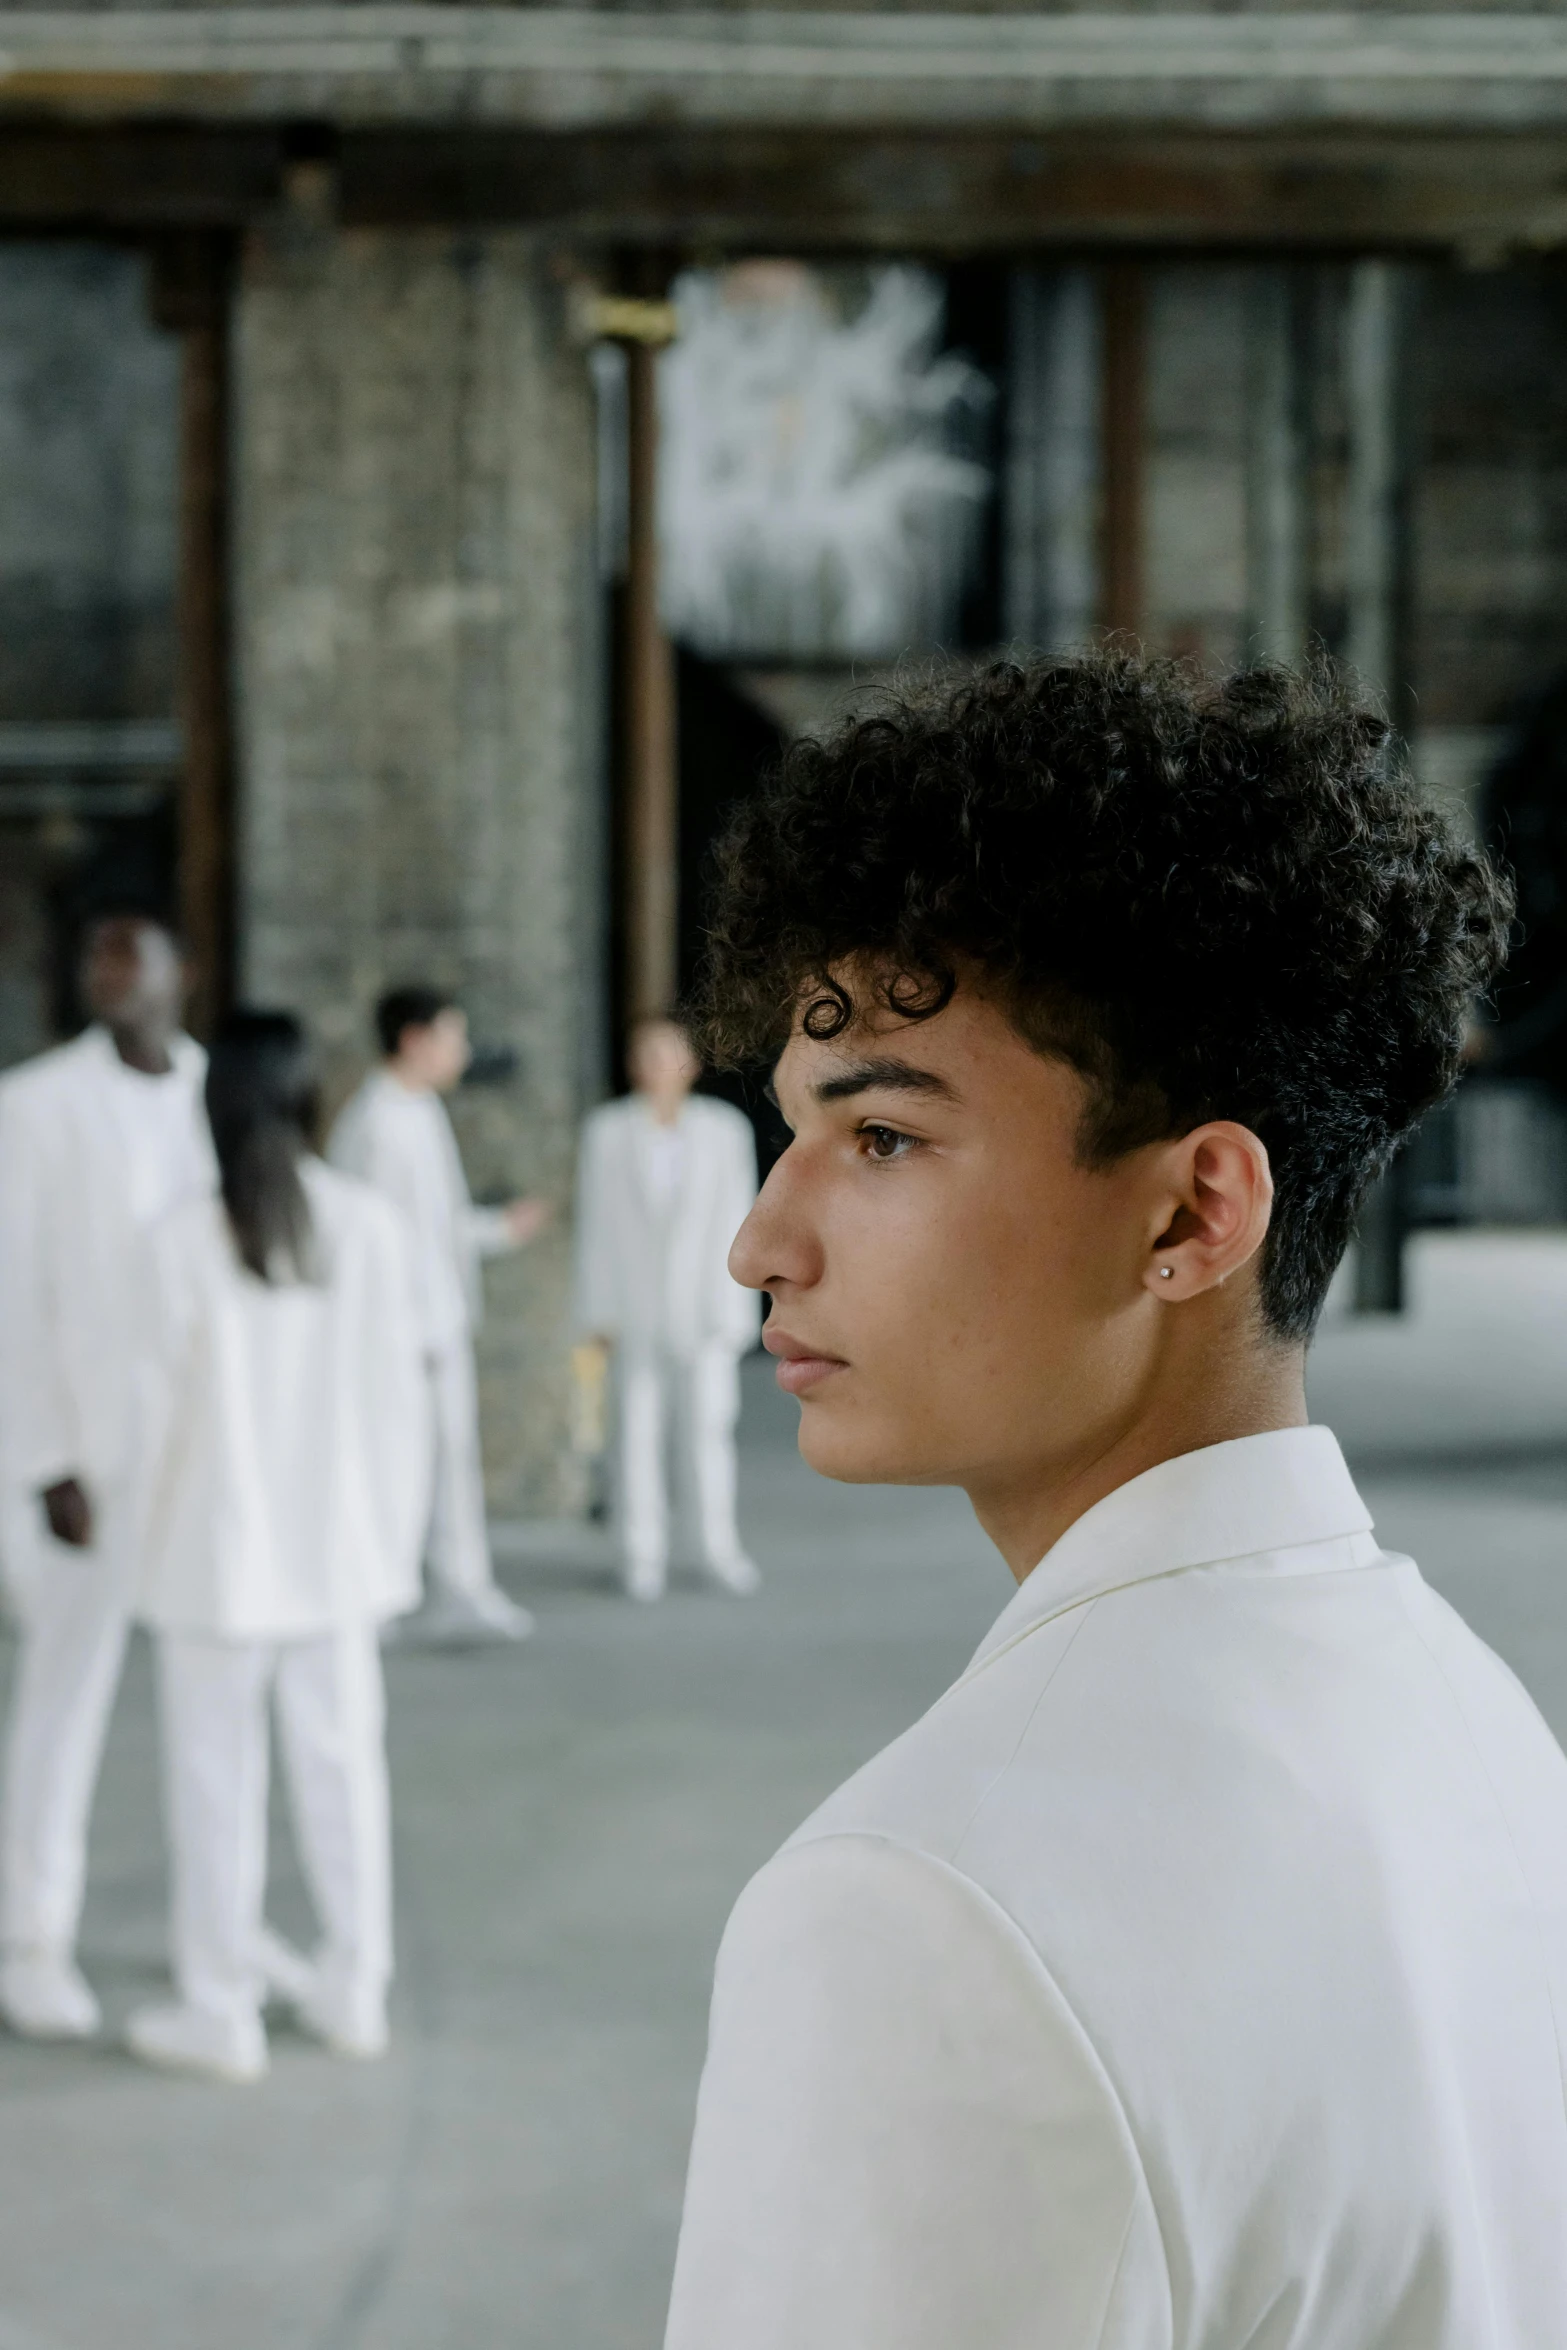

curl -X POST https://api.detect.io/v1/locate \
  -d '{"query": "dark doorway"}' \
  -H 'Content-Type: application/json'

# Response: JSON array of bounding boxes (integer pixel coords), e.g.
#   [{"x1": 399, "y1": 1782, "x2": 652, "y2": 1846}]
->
[
  {"x1": 0, "y1": 242, "x2": 182, "y2": 1066},
  {"x1": 676, "y1": 646, "x2": 792, "y2": 1171}
]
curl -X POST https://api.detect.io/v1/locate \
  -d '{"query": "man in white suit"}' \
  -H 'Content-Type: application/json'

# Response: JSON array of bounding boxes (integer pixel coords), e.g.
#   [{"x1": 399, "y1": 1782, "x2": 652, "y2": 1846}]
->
[
  {"x1": 665, "y1": 655, "x2": 1567, "y2": 2348},
  {"x1": 574, "y1": 1018, "x2": 760, "y2": 1601},
  {"x1": 0, "y1": 911, "x2": 211, "y2": 2039},
  {"x1": 329, "y1": 986, "x2": 548, "y2": 1646}
]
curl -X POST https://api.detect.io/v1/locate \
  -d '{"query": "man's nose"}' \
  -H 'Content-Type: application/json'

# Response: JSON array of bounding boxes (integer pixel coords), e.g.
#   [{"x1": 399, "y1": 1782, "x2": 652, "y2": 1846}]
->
[{"x1": 729, "y1": 1152, "x2": 821, "y2": 1295}]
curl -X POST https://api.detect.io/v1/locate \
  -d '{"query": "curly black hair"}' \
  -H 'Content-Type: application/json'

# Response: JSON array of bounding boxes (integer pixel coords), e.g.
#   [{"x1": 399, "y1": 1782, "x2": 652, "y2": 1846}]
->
[{"x1": 693, "y1": 652, "x2": 1513, "y2": 1340}]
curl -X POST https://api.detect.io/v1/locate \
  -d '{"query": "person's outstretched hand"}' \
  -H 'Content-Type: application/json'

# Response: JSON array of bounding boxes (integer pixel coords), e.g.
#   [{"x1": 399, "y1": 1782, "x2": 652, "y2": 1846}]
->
[
  {"x1": 42, "y1": 1477, "x2": 93, "y2": 1549},
  {"x1": 504, "y1": 1198, "x2": 553, "y2": 1246}
]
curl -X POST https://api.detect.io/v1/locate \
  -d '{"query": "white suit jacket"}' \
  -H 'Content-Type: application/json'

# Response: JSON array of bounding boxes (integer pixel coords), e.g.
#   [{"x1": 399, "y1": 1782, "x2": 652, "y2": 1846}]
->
[
  {"x1": 327, "y1": 1070, "x2": 511, "y2": 1353},
  {"x1": 0, "y1": 1025, "x2": 211, "y2": 1497},
  {"x1": 573, "y1": 1095, "x2": 760, "y2": 1359},
  {"x1": 136, "y1": 1161, "x2": 430, "y2": 1642},
  {"x1": 668, "y1": 1428, "x2": 1567, "y2": 2350}
]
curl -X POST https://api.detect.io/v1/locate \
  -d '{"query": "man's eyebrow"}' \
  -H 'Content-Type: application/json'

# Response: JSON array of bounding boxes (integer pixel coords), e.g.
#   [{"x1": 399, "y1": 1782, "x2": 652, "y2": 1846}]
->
[{"x1": 811, "y1": 1058, "x2": 960, "y2": 1106}]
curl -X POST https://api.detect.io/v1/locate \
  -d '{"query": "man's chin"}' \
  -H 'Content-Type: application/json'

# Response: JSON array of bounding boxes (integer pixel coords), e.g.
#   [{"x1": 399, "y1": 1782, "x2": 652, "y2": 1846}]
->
[{"x1": 795, "y1": 1408, "x2": 931, "y2": 1488}]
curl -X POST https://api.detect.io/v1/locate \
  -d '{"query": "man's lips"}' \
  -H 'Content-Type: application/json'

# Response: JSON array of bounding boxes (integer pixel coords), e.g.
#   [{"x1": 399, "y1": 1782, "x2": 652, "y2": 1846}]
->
[{"x1": 762, "y1": 1326, "x2": 848, "y2": 1396}]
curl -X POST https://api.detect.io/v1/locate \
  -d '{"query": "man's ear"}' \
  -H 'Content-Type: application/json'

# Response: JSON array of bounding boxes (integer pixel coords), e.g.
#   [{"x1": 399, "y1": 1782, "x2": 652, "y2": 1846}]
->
[{"x1": 1142, "y1": 1122, "x2": 1274, "y2": 1302}]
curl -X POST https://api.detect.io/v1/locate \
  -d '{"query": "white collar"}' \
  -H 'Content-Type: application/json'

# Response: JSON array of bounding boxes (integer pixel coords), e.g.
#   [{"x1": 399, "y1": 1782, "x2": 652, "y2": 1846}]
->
[
  {"x1": 82, "y1": 1023, "x2": 203, "y2": 1082},
  {"x1": 967, "y1": 1426, "x2": 1373, "y2": 1674}
]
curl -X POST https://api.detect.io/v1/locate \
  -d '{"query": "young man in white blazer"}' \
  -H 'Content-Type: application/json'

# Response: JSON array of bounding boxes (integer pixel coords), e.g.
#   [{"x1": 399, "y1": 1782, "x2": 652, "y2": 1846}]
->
[
  {"x1": 0, "y1": 912, "x2": 212, "y2": 2040},
  {"x1": 574, "y1": 1018, "x2": 761, "y2": 1601},
  {"x1": 329, "y1": 987, "x2": 548, "y2": 1646},
  {"x1": 663, "y1": 655, "x2": 1567, "y2": 2348}
]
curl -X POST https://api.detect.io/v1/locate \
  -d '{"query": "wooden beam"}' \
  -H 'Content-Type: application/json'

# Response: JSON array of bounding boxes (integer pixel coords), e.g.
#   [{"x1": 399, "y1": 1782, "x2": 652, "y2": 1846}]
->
[
  {"x1": 622, "y1": 327, "x2": 678, "y2": 1027},
  {"x1": 5, "y1": 124, "x2": 1567, "y2": 256}
]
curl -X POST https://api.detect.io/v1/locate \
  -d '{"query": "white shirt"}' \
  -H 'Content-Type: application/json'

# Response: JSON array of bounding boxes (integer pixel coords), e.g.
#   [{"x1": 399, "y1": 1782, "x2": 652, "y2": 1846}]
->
[
  {"x1": 136, "y1": 1161, "x2": 431, "y2": 1642},
  {"x1": 0, "y1": 1026, "x2": 211, "y2": 1495},
  {"x1": 667, "y1": 1428, "x2": 1567, "y2": 2350},
  {"x1": 646, "y1": 1121, "x2": 687, "y2": 1214},
  {"x1": 327, "y1": 1070, "x2": 512, "y2": 1352},
  {"x1": 572, "y1": 1095, "x2": 760, "y2": 1359}
]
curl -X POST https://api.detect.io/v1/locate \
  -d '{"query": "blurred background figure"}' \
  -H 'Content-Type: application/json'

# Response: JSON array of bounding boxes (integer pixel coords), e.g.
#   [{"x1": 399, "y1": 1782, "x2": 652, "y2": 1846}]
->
[
  {"x1": 0, "y1": 911, "x2": 210, "y2": 2043},
  {"x1": 329, "y1": 987, "x2": 550, "y2": 1648},
  {"x1": 128, "y1": 1011, "x2": 429, "y2": 2085},
  {"x1": 574, "y1": 1019, "x2": 761, "y2": 1601}
]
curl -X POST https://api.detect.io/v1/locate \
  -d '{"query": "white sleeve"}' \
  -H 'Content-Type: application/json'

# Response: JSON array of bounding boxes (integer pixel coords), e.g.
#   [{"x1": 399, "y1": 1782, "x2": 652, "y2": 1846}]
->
[
  {"x1": 0, "y1": 1087, "x2": 77, "y2": 1491},
  {"x1": 571, "y1": 1116, "x2": 619, "y2": 1338},
  {"x1": 325, "y1": 1100, "x2": 369, "y2": 1182},
  {"x1": 665, "y1": 1835, "x2": 1167, "y2": 2350},
  {"x1": 129, "y1": 1213, "x2": 198, "y2": 1585},
  {"x1": 463, "y1": 1203, "x2": 514, "y2": 1259},
  {"x1": 331, "y1": 1099, "x2": 453, "y2": 1351},
  {"x1": 711, "y1": 1113, "x2": 760, "y2": 1352},
  {"x1": 358, "y1": 1205, "x2": 435, "y2": 1593}
]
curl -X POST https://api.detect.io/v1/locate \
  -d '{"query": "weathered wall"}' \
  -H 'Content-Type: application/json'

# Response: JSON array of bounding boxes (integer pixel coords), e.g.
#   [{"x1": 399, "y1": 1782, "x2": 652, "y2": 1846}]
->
[
  {"x1": 235, "y1": 221, "x2": 606, "y2": 1516},
  {"x1": 0, "y1": 244, "x2": 179, "y2": 1069}
]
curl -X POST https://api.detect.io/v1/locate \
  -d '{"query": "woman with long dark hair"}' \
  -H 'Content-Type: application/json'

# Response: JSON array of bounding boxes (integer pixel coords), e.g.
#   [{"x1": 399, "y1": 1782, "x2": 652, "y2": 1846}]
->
[{"x1": 126, "y1": 1010, "x2": 430, "y2": 2083}]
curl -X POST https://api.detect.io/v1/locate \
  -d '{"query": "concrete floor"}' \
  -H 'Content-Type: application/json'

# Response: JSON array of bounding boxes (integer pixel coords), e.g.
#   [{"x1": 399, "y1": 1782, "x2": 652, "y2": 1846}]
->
[{"x1": 2, "y1": 1228, "x2": 1567, "y2": 2350}]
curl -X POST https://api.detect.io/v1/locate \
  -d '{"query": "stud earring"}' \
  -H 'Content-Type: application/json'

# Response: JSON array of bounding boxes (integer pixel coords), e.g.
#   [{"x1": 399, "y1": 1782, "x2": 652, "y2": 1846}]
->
[{"x1": 1158, "y1": 1265, "x2": 1175, "y2": 1280}]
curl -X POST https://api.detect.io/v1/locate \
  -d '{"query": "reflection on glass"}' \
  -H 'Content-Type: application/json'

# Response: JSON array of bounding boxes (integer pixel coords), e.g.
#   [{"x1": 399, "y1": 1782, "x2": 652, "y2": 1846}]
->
[{"x1": 659, "y1": 261, "x2": 993, "y2": 662}]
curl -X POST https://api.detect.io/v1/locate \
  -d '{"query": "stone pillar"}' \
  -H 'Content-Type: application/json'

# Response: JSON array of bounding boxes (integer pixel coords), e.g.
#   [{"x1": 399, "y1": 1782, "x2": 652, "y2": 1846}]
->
[{"x1": 233, "y1": 223, "x2": 606, "y2": 1516}]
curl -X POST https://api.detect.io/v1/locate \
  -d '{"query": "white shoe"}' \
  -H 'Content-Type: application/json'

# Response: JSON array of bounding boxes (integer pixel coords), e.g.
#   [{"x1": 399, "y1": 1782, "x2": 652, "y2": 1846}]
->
[
  {"x1": 0, "y1": 1950, "x2": 101, "y2": 2041},
  {"x1": 622, "y1": 1558, "x2": 666, "y2": 1602},
  {"x1": 705, "y1": 1552, "x2": 762, "y2": 1598},
  {"x1": 385, "y1": 1586, "x2": 535, "y2": 1649},
  {"x1": 255, "y1": 1924, "x2": 315, "y2": 2007},
  {"x1": 125, "y1": 2002, "x2": 268, "y2": 2085},
  {"x1": 294, "y1": 1978, "x2": 388, "y2": 2061}
]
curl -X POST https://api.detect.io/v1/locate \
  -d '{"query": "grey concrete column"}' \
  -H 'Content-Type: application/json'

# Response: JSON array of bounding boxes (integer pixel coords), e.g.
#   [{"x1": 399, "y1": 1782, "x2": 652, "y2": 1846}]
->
[
  {"x1": 1004, "y1": 267, "x2": 1101, "y2": 653},
  {"x1": 1343, "y1": 259, "x2": 1406, "y2": 699},
  {"x1": 233, "y1": 224, "x2": 606, "y2": 1513},
  {"x1": 1246, "y1": 267, "x2": 1308, "y2": 663},
  {"x1": 1343, "y1": 258, "x2": 1413, "y2": 1312}
]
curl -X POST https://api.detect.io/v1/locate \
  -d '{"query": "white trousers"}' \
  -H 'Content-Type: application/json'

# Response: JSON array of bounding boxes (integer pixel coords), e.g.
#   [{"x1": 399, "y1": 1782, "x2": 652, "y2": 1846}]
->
[
  {"x1": 426, "y1": 1339, "x2": 497, "y2": 1601},
  {"x1": 155, "y1": 1625, "x2": 391, "y2": 2027},
  {"x1": 0, "y1": 1488, "x2": 133, "y2": 1958},
  {"x1": 616, "y1": 1344, "x2": 745, "y2": 1582}
]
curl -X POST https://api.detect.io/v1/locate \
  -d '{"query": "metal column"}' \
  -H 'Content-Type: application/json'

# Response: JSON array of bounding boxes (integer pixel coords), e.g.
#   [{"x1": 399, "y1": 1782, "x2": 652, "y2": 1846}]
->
[
  {"x1": 1343, "y1": 259, "x2": 1412, "y2": 1311},
  {"x1": 1004, "y1": 268, "x2": 1102, "y2": 654},
  {"x1": 1246, "y1": 268, "x2": 1308, "y2": 663},
  {"x1": 1099, "y1": 263, "x2": 1147, "y2": 642}
]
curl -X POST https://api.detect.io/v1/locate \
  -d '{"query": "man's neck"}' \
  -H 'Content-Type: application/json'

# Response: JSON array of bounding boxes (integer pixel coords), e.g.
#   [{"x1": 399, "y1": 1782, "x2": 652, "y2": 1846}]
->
[
  {"x1": 640, "y1": 1091, "x2": 688, "y2": 1129},
  {"x1": 107, "y1": 1023, "x2": 176, "y2": 1078},
  {"x1": 971, "y1": 1334, "x2": 1309, "y2": 1585},
  {"x1": 386, "y1": 1060, "x2": 434, "y2": 1097}
]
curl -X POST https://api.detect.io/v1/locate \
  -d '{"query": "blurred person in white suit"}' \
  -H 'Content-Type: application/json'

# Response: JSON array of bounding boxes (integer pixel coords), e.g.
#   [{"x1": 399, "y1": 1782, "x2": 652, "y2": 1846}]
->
[
  {"x1": 126, "y1": 1011, "x2": 430, "y2": 2085},
  {"x1": 0, "y1": 911, "x2": 212, "y2": 2042},
  {"x1": 574, "y1": 1018, "x2": 761, "y2": 1602},
  {"x1": 329, "y1": 986, "x2": 549, "y2": 1647}
]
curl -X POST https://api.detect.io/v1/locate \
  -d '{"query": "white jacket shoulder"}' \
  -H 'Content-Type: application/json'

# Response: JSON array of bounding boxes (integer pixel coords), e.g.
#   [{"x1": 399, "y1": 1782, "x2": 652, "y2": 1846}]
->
[
  {"x1": 668, "y1": 1833, "x2": 1160, "y2": 2350},
  {"x1": 0, "y1": 1031, "x2": 100, "y2": 1111},
  {"x1": 581, "y1": 1094, "x2": 639, "y2": 1140},
  {"x1": 686, "y1": 1096, "x2": 754, "y2": 1142},
  {"x1": 301, "y1": 1157, "x2": 407, "y2": 1250}
]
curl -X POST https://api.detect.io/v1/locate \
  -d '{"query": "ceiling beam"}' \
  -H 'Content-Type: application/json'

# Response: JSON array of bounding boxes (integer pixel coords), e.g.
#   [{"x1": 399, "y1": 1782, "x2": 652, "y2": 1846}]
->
[{"x1": 2, "y1": 11, "x2": 1567, "y2": 135}]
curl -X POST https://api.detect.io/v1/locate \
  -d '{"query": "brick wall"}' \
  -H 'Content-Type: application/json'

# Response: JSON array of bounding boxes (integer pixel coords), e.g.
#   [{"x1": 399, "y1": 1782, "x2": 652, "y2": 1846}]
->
[{"x1": 234, "y1": 221, "x2": 607, "y2": 1515}]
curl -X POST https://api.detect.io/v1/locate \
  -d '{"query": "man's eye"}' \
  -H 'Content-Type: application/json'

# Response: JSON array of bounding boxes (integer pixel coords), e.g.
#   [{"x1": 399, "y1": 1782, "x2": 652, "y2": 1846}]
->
[{"x1": 860, "y1": 1124, "x2": 913, "y2": 1162}]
